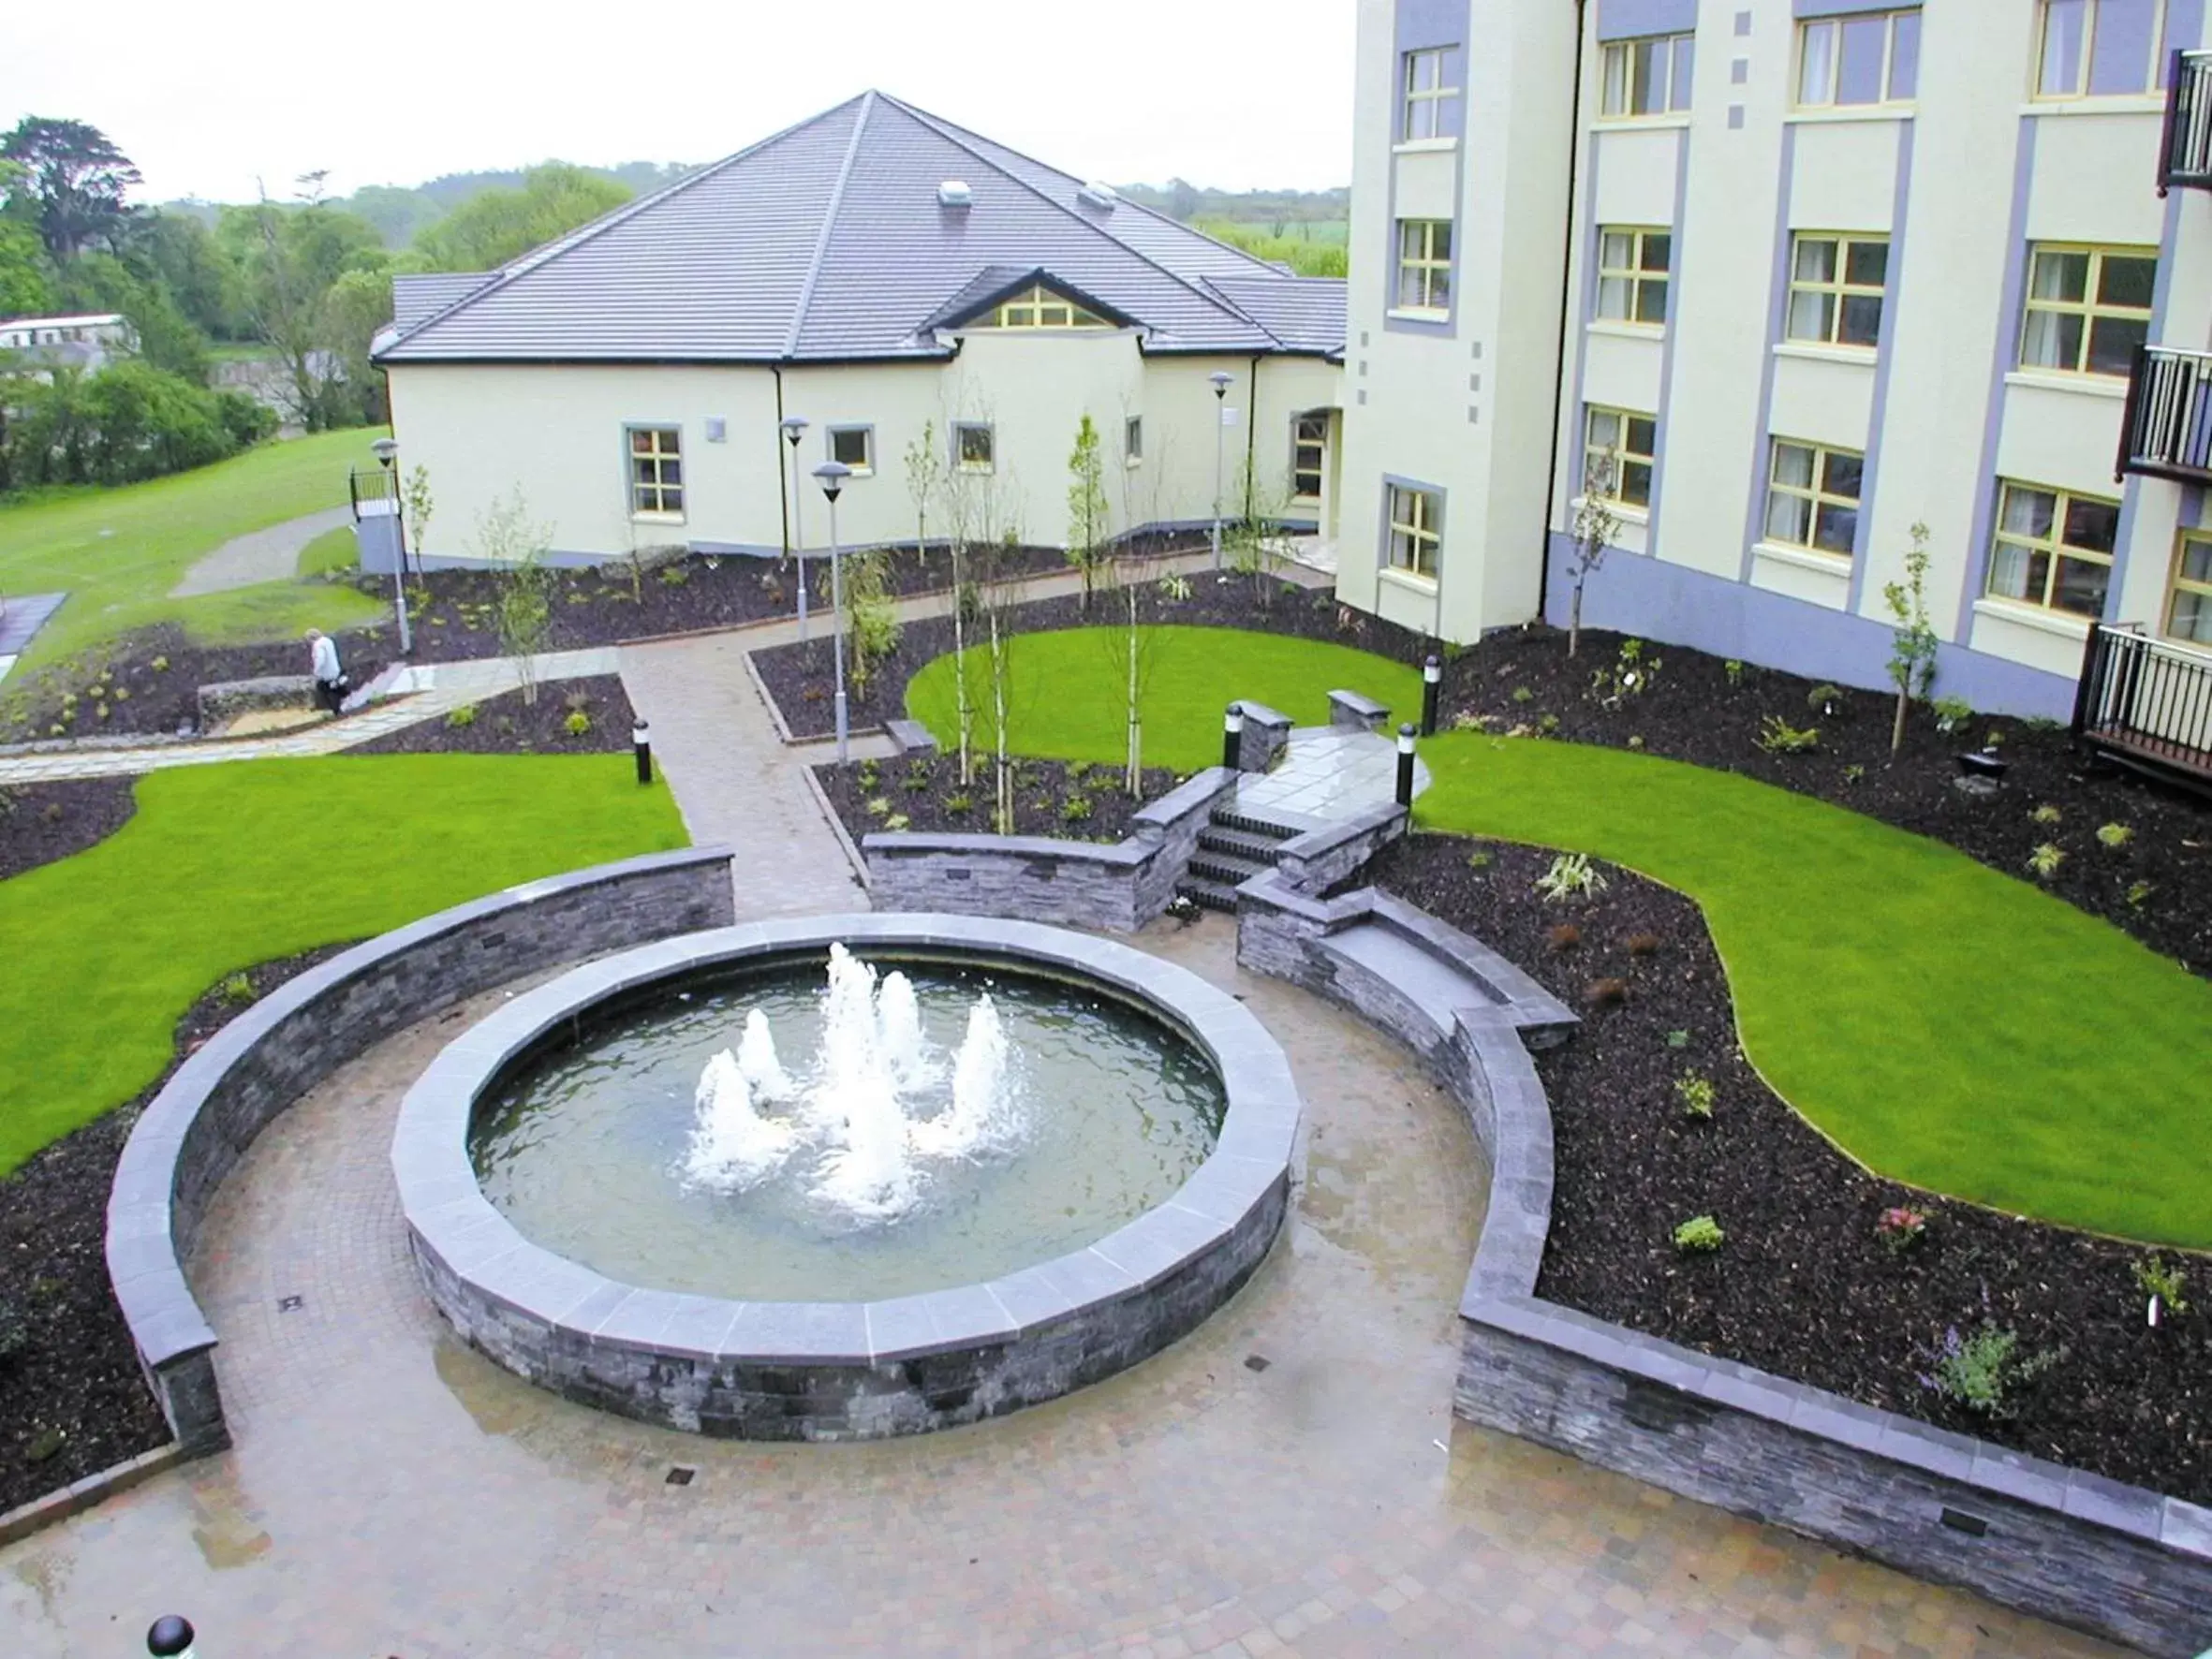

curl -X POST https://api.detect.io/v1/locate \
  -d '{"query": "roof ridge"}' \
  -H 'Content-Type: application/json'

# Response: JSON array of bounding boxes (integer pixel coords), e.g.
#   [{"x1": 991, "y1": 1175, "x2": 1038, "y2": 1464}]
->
[
  {"x1": 1196, "y1": 275, "x2": 1282, "y2": 348},
  {"x1": 382, "y1": 95, "x2": 873, "y2": 353},
  {"x1": 786, "y1": 90, "x2": 876, "y2": 358}
]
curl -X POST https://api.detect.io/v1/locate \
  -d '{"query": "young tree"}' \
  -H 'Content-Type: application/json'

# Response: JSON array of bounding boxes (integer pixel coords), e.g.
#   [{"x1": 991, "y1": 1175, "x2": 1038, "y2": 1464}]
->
[
  {"x1": 403, "y1": 464, "x2": 435, "y2": 570},
  {"x1": 1222, "y1": 458, "x2": 1292, "y2": 608},
  {"x1": 1066, "y1": 413, "x2": 1108, "y2": 614},
  {"x1": 1883, "y1": 521, "x2": 1939, "y2": 756},
  {"x1": 844, "y1": 550, "x2": 900, "y2": 693},
  {"x1": 1565, "y1": 449, "x2": 1622, "y2": 660},
  {"x1": 475, "y1": 490, "x2": 557, "y2": 704}
]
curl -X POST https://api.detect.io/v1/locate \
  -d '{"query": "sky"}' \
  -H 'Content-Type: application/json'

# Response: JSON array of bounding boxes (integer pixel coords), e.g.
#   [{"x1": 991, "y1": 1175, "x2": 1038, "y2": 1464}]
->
[{"x1": 4, "y1": 0, "x2": 1356, "y2": 205}]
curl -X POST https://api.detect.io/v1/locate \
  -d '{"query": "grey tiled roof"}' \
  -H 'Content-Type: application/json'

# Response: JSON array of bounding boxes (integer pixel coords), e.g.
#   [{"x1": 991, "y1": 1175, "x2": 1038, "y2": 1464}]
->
[{"x1": 377, "y1": 92, "x2": 1346, "y2": 365}]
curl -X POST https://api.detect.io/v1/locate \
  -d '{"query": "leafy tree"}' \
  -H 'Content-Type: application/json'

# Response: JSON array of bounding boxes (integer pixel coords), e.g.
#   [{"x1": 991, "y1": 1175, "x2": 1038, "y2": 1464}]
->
[
  {"x1": 220, "y1": 184, "x2": 388, "y2": 428},
  {"x1": 1, "y1": 117, "x2": 141, "y2": 259},
  {"x1": 405, "y1": 163, "x2": 631, "y2": 273},
  {"x1": 0, "y1": 360, "x2": 270, "y2": 488},
  {"x1": 52, "y1": 250, "x2": 210, "y2": 382},
  {"x1": 131, "y1": 210, "x2": 246, "y2": 339},
  {"x1": 1066, "y1": 413, "x2": 1108, "y2": 614},
  {"x1": 0, "y1": 217, "x2": 53, "y2": 318},
  {"x1": 1883, "y1": 521, "x2": 1939, "y2": 756}
]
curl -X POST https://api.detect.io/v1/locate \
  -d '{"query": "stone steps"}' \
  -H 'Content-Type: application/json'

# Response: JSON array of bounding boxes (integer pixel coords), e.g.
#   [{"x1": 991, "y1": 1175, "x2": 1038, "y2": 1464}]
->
[{"x1": 1175, "y1": 807, "x2": 1300, "y2": 915}]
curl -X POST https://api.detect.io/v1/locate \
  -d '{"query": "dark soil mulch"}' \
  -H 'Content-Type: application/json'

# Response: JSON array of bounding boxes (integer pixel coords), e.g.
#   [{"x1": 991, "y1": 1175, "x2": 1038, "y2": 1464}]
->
[
  {"x1": 1364, "y1": 831, "x2": 2212, "y2": 1506},
  {"x1": 1440, "y1": 625, "x2": 2211, "y2": 976},
  {"x1": 0, "y1": 779, "x2": 137, "y2": 880},
  {"x1": 348, "y1": 675, "x2": 637, "y2": 756},
  {"x1": 813, "y1": 752, "x2": 1179, "y2": 844},
  {"x1": 753, "y1": 571, "x2": 1429, "y2": 741},
  {"x1": 0, "y1": 622, "x2": 395, "y2": 744},
  {"x1": 0, "y1": 944, "x2": 353, "y2": 1517}
]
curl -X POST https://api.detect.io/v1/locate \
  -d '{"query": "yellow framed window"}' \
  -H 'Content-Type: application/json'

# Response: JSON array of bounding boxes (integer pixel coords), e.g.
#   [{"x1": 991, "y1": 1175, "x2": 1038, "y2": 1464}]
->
[
  {"x1": 1387, "y1": 485, "x2": 1442, "y2": 580},
  {"x1": 1596, "y1": 227, "x2": 1671, "y2": 326},
  {"x1": 1786, "y1": 234, "x2": 1888, "y2": 348},
  {"x1": 2035, "y1": 0, "x2": 2170, "y2": 99},
  {"x1": 2019, "y1": 244, "x2": 2156, "y2": 377},
  {"x1": 1600, "y1": 33, "x2": 1694, "y2": 117},
  {"x1": 2166, "y1": 533, "x2": 2212, "y2": 646},
  {"x1": 627, "y1": 425, "x2": 684, "y2": 519},
  {"x1": 969, "y1": 284, "x2": 1109, "y2": 330},
  {"x1": 1796, "y1": 8, "x2": 1920, "y2": 108},
  {"x1": 1125, "y1": 415, "x2": 1143, "y2": 465},
  {"x1": 1291, "y1": 413, "x2": 1327, "y2": 500},
  {"x1": 1584, "y1": 406, "x2": 1657, "y2": 508},
  {"x1": 1395, "y1": 219, "x2": 1452, "y2": 312},
  {"x1": 1402, "y1": 46, "x2": 1462, "y2": 140},
  {"x1": 1763, "y1": 439, "x2": 1864, "y2": 557},
  {"x1": 954, "y1": 421, "x2": 995, "y2": 473},
  {"x1": 828, "y1": 426, "x2": 873, "y2": 474},
  {"x1": 1985, "y1": 479, "x2": 2118, "y2": 617}
]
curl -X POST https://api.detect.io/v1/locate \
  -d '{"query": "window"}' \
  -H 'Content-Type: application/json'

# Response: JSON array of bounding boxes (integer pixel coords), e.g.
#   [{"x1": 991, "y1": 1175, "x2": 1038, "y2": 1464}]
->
[
  {"x1": 1600, "y1": 33, "x2": 1695, "y2": 117},
  {"x1": 2166, "y1": 534, "x2": 2212, "y2": 645},
  {"x1": 954, "y1": 421, "x2": 995, "y2": 473},
  {"x1": 1291, "y1": 413, "x2": 1327, "y2": 500},
  {"x1": 627, "y1": 426, "x2": 684, "y2": 519},
  {"x1": 1796, "y1": 8, "x2": 1920, "y2": 107},
  {"x1": 1395, "y1": 219, "x2": 1452, "y2": 313},
  {"x1": 828, "y1": 426, "x2": 873, "y2": 474},
  {"x1": 1584, "y1": 407, "x2": 1657, "y2": 508},
  {"x1": 2036, "y1": 0, "x2": 2169, "y2": 99},
  {"x1": 1125, "y1": 415, "x2": 1143, "y2": 465},
  {"x1": 1786, "y1": 234, "x2": 1888, "y2": 349},
  {"x1": 966, "y1": 283, "x2": 1110, "y2": 330},
  {"x1": 2019, "y1": 245, "x2": 2156, "y2": 377},
  {"x1": 1985, "y1": 480, "x2": 2118, "y2": 617},
  {"x1": 1386, "y1": 485, "x2": 1442, "y2": 580},
  {"x1": 1763, "y1": 439, "x2": 1864, "y2": 557},
  {"x1": 1596, "y1": 227, "x2": 1672, "y2": 326},
  {"x1": 1402, "y1": 46, "x2": 1463, "y2": 140}
]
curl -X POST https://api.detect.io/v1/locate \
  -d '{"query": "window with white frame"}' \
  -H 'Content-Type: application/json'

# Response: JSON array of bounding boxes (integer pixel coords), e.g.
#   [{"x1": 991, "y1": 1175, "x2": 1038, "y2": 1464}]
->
[
  {"x1": 1395, "y1": 218, "x2": 1452, "y2": 313},
  {"x1": 2019, "y1": 244, "x2": 2157, "y2": 377},
  {"x1": 1600, "y1": 33, "x2": 1695, "y2": 117},
  {"x1": 1763, "y1": 439, "x2": 1864, "y2": 558},
  {"x1": 1125, "y1": 415, "x2": 1143, "y2": 465},
  {"x1": 1386, "y1": 484, "x2": 1441, "y2": 580},
  {"x1": 954, "y1": 421, "x2": 995, "y2": 473},
  {"x1": 1402, "y1": 46, "x2": 1463, "y2": 140},
  {"x1": 627, "y1": 425, "x2": 684, "y2": 519},
  {"x1": 1786, "y1": 234, "x2": 1888, "y2": 349},
  {"x1": 1584, "y1": 407, "x2": 1657, "y2": 508},
  {"x1": 829, "y1": 426, "x2": 873, "y2": 474},
  {"x1": 1796, "y1": 7, "x2": 1920, "y2": 107},
  {"x1": 2036, "y1": 0, "x2": 2171, "y2": 99},
  {"x1": 1985, "y1": 480, "x2": 2118, "y2": 617},
  {"x1": 966, "y1": 284, "x2": 1110, "y2": 330},
  {"x1": 2165, "y1": 533, "x2": 2212, "y2": 645},
  {"x1": 1596, "y1": 227, "x2": 1672, "y2": 326},
  {"x1": 1291, "y1": 413, "x2": 1327, "y2": 500}
]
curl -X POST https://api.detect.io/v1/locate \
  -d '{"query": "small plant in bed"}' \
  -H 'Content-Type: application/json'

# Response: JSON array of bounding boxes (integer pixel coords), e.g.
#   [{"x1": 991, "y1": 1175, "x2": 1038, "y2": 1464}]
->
[
  {"x1": 1674, "y1": 1071, "x2": 1715, "y2": 1120},
  {"x1": 1876, "y1": 1205, "x2": 1929, "y2": 1255},
  {"x1": 1535, "y1": 852, "x2": 1607, "y2": 903},
  {"x1": 1920, "y1": 1323, "x2": 2062, "y2": 1418},
  {"x1": 1756, "y1": 716, "x2": 1820, "y2": 756},
  {"x1": 445, "y1": 704, "x2": 479, "y2": 729},
  {"x1": 1673, "y1": 1215, "x2": 1725, "y2": 1253},
  {"x1": 2134, "y1": 1255, "x2": 2189, "y2": 1317}
]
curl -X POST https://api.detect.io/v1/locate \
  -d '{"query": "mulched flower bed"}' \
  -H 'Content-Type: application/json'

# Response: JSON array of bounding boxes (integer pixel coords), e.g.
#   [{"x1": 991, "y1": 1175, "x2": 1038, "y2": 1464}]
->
[
  {"x1": 0, "y1": 779, "x2": 137, "y2": 880},
  {"x1": 813, "y1": 752, "x2": 1178, "y2": 844},
  {"x1": 1363, "y1": 831, "x2": 2211, "y2": 1506},
  {"x1": 0, "y1": 944, "x2": 351, "y2": 1518},
  {"x1": 347, "y1": 674, "x2": 637, "y2": 756},
  {"x1": 1439, "y1": 624, "x2": 2211, "y2": 976},
  {"x1": 754, "y1": 570, "x2": 1428, "y2": 741}
]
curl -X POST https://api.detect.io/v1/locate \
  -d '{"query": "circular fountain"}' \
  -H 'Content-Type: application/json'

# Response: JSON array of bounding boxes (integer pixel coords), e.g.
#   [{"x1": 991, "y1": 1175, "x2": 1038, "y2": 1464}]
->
[{"x1": 393, "y1": 915, "x2": 1299, "y2": 1440}]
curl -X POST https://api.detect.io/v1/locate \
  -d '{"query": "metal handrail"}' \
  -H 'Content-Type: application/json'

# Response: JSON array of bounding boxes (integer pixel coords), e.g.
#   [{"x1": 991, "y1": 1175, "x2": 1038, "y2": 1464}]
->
[
  {"x1": 2072, "y1": 623, "x2": 2212, "y2": 787},
  {"x1": 2116, "y1": 344, "x2": 2212, "y2": 484},
  {"x1": 2159, "y1": 50, "x2": 2212, "y2": 194}
]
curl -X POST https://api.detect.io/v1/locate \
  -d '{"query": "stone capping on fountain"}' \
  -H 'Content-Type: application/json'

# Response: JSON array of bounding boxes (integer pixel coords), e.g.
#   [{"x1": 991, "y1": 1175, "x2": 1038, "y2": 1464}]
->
[
  {"x1": 1234, "y1": 863, "x2": 2212, "y2": 1658},
  {"x1": 862, "y1": 767, "x2": 1237, "y2": 932},
  {"x1": 103, "y1": 846, "x2": 740, "y2": 1459},
  {"x1": 391, "y1": 913, "x2": 1301, "y2": 1441}
]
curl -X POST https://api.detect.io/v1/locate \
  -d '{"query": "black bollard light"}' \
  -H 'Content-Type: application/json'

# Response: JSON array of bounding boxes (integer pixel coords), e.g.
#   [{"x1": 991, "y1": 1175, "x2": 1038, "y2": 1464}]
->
[
  {"x1": 1395, "y1": 722, "x2": 1417, "y2": 808},
  {"x1": 1421, "y1": 653, "x2": 1441, "y2": 737},
  {"x1": 633, "y1": 719, "x2": 653, "y2": 785},
  {"x1": 1222, "y1": 703, "x2": 1245, "y2": 771},
  {"x1": 148, "y1": 1615, "x2": 196, "y2": 1657}
]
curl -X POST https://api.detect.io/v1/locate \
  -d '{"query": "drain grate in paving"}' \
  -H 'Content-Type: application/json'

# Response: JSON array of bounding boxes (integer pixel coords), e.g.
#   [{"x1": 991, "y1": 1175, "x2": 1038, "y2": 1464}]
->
[
  {"x1": 277, "y1": 1295, "x2": 304, "y2": 1313},
  {"x1": 1244, "y1": 1354, "x2": 1271, "y2": 1373},
  {"x1": 665, "y1": 1466, "x2": 696, "y2": 1487}
]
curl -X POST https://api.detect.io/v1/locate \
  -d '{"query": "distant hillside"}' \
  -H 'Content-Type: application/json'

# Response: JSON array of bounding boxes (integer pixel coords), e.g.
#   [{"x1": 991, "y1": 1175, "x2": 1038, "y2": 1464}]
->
[{"x1": 1115, "y1": 180, "x2": 1349, "y2": 234}]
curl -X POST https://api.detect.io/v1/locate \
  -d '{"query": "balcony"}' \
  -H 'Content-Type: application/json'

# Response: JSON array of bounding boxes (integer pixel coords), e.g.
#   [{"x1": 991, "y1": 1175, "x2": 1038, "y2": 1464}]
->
[
  {"x1": 2072, "y1": 624, "x2": 2212, "y2": 796},
  {"x1": 2116, "y1": 345, "x2": 2212, "y2": 486},
  {"x1": 2160, "y1": 49, "x2": 2212, "y2": 194}
]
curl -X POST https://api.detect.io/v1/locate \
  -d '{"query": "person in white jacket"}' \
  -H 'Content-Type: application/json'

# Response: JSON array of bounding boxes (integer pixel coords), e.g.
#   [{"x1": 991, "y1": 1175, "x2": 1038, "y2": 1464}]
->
[{"x1": 306, "y1": 628, "x2": 347, "y2": 713}]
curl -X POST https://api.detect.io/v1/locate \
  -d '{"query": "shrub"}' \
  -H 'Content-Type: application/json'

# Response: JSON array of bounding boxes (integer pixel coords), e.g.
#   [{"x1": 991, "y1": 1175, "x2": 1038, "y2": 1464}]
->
[
  {"x1": 564, "y1": 688, "x2": 593, "y2": 713},
  {"x1": 1674, "y1": 1072, "x2": 1716, "y2": 1120},
  {"x1": 216, "y1": 971, "x2": 255, "y2": 1005},
  {"x1": 941, "y1": 792, "x2": 973, "y2": 815},
  {"x1": 901, "y1": 773, "x2": 930, "y2": 793},
  {"x1": 1591, "y1": 638, "x2": 1660, "y2": 710},
  {"x1": 1535, "y1": 852, "x2": 1608, "y2": 903},
  {"x1": 1757, "y1": 716, "x2": 1820, "y2": 755},
  {"x1": 1723, "y1": 659, "x2": 1744, "y2": 688},
  {"x1": 1546, "y1": 923, "x2": 1581, "y2": 951},
  {"x1": 1466, "y1": 851, "x2": 1493, "y2": 872},
  {"x1": 2027, "y1": 843, "x2": 2064, "y2": 879},
  {"x1": 1932, "y1": 694, "x2": 1972, "y2": 733},
  {"x1": 1842, "y1": 764, "x2": 1864, "y2": 784},
  {"x1": 1673, "y1": 1215, "x2": 1725, "y2": 1253},
  {"x1": 1511, "y1": 685, "x2": 1534, "y2": 704},
  {"x1": 1583, "y1": 977, "x2": 1628, "y2": 1007},
  {"x1": 1536, "y1": 713, "x2": 1560, "y2": 736},
  {"x1": 864, "y1": 796, "x2": 891, "y2": 818},
  {"x1": 1665, "y1": 1029, "x2": 1690, "y2": 1049},
  {"x1": 1876, "y1": 1205, "x2": 1928, "y2": 1254},
  {"x1": 1625, "y1": 932, "x2": 1660, "y2": 956},
  {"x1": 445, "y1": 705, "x2": 479, "y2": 728},
  {"x1": 884, "y1": 813, "x2": 911, "y2": 832},
  {"x1": 856, "y1": 760, "x2": 881, "y2": 791},
  {"x1": 656, "y1": 563, "x2": 690, "y2": 586},
  {"x1": 2134, "y1": 1254, "x2": 2189, "y2": 1315},
  {"x1": 151, "y1": 654, "x2": 170, "y2": 673},
  {"x1": 1066, "y1": 760, "x2": 1090, "y2": 782},
  {"x1": 563, "y1": 711, "x2": 592, "y2": 737},
  {"x1": 1920, "y1": 1323, "x2": 2060, "y2": 1417},
  {"x1": 2029, "y1": 803, "x2": 2061, "y2": 826},
  {"x1": 1060, "y1": 795, "x2": 1093, "y2": 823},
  {"x1": 2096, "y1": 822, "x2": 2133, "y2": 849},
  {"x1": 845, "y1": 551, "x2": 902, "y2": 692},
  {"x1": 2127, "y1": 880, "x2": 2155, "y2": 907},
  {"x1": 1806, "y1": 683, "x2": 1843, "y2": 712}
]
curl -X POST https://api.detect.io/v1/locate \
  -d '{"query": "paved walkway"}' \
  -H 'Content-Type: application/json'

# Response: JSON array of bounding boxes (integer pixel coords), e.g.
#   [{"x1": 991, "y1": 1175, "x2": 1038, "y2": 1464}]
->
[
  {"x1": 1234, "y1": 727, "x2": 1430, "y2": 833},
  {"x1": 168, "y1": 506, "x2": 354, "y2": 597},
  {"x1": 0, "y1": 919, "x2": 2114, "y2": 1658}
]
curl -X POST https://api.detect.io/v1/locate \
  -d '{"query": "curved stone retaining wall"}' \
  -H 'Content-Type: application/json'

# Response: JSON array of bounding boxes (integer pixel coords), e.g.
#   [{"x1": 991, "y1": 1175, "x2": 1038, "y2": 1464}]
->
[
  {"x1": 393, "y1": 915, "x2": 1298, "y2": 1440},
  {"x1": 104, "y1": 847, "x2": 737, "y2": 1457}
]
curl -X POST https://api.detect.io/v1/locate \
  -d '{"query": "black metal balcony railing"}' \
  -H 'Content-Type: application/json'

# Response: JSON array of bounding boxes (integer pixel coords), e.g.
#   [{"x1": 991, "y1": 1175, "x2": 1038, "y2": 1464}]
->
[
  {"x1": 2159, "y1": 49, "x2": 2212, "y2": 194},
  {"x1": 347, "y1": 464, "x2": 400, "y2": 521},
  {"x1": 2116, "y1": 345, "x2": 2212, "y2": 485},
  {"x1": 2072, "y1": 624, "x2": 2212, "y2": 794}
]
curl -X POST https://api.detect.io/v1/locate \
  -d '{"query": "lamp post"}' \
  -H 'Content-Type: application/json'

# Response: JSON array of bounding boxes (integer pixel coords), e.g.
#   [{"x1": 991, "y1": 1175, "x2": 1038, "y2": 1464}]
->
[
  {"x1": 1208, "y1": 371, "x2": 1233, "y2": 574},
  {"x1": 781, "y1": 416, "x2": 811, "y2": 641},
  {"x1": 814, "y1": 460, "x2": 853, "y2": 763},
  {"x1": 370, "y1": 436, "x2": 411, "y2": 654}
]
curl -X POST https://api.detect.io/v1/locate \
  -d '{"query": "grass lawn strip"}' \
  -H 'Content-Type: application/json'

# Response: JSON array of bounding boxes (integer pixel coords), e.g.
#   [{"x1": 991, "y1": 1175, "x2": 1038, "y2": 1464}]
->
[{"x1": 0, "y1": 755, "x2": 688, "y2": 1173}]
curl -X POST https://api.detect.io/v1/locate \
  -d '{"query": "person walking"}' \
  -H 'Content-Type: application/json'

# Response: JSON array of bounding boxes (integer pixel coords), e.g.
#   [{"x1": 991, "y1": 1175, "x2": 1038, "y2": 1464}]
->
[{"x1": 306, "y1": 628, "x2": 348, "y2": 714}]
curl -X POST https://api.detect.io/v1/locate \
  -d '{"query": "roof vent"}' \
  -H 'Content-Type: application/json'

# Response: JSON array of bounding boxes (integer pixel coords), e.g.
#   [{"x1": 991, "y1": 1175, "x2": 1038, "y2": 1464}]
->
[
  {"x1": 1078, "y1": 181, "x2": 1118, "y2": 212},
  {"x1": 937, "y1": 180, "x2": 973, "y2": 208}
]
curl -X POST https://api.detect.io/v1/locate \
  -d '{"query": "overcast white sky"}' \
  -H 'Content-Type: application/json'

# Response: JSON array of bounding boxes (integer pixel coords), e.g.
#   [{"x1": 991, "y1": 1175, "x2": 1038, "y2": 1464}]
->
[{"x1": 6, "y1": 0, "x2": 1356, "y2": 204}]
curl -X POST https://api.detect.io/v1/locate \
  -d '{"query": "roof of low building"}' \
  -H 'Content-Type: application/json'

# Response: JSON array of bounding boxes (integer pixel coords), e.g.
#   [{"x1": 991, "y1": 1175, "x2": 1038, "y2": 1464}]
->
[
  {"x1": 376, "y1": 92, "x2": 1345, "y2": 366},
  {"x1": 0, "y1": 313, "x2": 130, "y2": 332}
]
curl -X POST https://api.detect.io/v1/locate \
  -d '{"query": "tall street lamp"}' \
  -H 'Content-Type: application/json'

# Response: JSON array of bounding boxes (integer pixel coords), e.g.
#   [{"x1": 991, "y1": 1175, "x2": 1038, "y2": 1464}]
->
[
  {"x1": 814, "y1": 460, "x2": 853, "y2": 763},
  {"x1": 1208, "y1": 370, "x2": 1234, "y2": 574},
  {"x1": 370, "y1": 435, "x2": 411, "y2": 654},
  {"x1": 781, "y1": 416, "x2": 811, "y2": 641}
]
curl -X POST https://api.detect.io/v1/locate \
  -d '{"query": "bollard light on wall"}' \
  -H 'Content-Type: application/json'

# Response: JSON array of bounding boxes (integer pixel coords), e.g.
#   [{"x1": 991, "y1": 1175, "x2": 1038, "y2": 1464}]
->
[
  {"x1": 1396, "y1": 722, "x2": 1418, "y2": 808},
  {"x1": 147, "y1": 1614, "x2": 196, "y2": 1657},
  {"x1": 633, "y1": 719, "x2": 653, "y2": 785},
  {"x1": 1222, "y1": 703, "x2": 1245, "y2": 771},
  {"x1": 782, "y1": 416, "x2": 812, "y2": 642},
  {"x1": 1422, "y1": 653, "x2": 1442, "y2": 737},
  {"x1": 814, "y1": 460, "x2": 853, "y2": 764}
]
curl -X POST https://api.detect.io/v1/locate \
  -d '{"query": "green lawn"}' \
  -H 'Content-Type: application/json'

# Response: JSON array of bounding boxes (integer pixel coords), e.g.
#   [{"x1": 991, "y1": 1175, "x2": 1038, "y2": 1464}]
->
[
  {"x1": 296, "y1": 524, "x2": 359, "y2": 579},
  {"x1": 904, "y1": 625, "x2": 1423, "y2": 774},
  {"x1": 0, "y1": 756, "x2": 688, "y2": 1174},
  {"x1": 0, "y1": 429, "x2": 378, "y2": 669}
]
